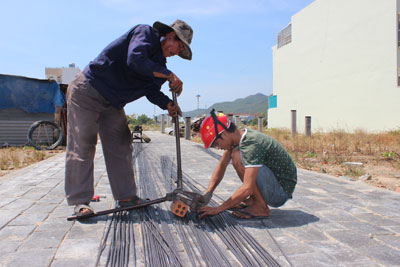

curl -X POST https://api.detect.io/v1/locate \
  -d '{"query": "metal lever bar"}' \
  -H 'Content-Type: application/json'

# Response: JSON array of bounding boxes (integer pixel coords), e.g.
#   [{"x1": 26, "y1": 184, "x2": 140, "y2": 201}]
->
[
  {"x1": 172, "y1": 92, "x2": 183, "y2": 189},
  {"x1": 66, "y1": 196, "x2": 169, "y2": 221}
]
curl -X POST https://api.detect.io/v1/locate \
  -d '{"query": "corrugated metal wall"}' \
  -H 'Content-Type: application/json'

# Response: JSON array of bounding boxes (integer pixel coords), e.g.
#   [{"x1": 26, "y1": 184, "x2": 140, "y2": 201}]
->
[{"x1": 0, "y1": 108, "x2": 53, "y2": 146}]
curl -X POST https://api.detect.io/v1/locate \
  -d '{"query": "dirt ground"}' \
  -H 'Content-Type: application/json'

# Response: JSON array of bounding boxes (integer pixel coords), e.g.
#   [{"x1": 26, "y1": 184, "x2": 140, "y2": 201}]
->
[
  {"x1": 0, "y1": 148, "x2": 63, "y2": 178},
  {"x1": 295, "y1": 155, "x2": 400, "y2": 192}
]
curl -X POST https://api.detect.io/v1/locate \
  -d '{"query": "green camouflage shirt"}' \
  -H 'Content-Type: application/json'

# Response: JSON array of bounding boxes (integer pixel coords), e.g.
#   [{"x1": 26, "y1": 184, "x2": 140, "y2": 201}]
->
[{"x1": 239, "y1": 128, "x2": 297, "y2": 195}]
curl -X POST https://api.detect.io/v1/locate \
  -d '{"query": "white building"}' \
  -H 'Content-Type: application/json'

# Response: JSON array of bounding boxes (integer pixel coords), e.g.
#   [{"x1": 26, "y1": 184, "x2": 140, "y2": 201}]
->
[
  {"x1": 269, "y1": 0, "x2": 400, "y2": 132},
  {"x1": 45, "y1": 63, "x2": 80, "y2": 84}
]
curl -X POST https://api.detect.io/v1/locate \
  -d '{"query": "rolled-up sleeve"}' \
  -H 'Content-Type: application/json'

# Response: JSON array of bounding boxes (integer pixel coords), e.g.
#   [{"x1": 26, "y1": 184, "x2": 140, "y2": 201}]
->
[{"x1": 127, "y1": 26, "x2": 172, "y2": 79}]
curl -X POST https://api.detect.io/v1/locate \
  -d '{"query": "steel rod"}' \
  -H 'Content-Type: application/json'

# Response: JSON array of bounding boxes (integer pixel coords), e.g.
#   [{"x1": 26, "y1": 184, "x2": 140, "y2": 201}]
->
[{"x1": 172, "y1": 92, "x2": 183, "y2": 189}]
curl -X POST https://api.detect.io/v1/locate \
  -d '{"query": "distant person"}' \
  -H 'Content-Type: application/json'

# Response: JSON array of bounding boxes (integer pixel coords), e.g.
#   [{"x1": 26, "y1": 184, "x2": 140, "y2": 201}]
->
[
  {"x1": 65, "y1": 20, "x2": 193, "y2": 216},
  {"x1": 197, "y1": 110, "x2": 297, "y2": 219}
]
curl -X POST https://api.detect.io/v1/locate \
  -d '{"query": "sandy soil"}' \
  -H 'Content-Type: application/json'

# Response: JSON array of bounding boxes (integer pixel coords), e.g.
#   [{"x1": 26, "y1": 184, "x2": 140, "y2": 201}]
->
[{"x1": 298, "y1": 156, "x2": 400, "y2": 192}]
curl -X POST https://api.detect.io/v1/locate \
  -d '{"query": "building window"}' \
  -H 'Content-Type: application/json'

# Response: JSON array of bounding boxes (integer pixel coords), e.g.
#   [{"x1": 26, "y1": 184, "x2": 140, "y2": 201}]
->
[{"x1": 278, "y1": 24, "x2": 292, "y2": 48}]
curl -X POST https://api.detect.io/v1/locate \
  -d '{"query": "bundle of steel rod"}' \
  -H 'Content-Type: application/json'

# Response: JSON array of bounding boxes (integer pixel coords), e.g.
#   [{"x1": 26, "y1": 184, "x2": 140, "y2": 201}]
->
[{"x1": 96, "y1": 143, "x2": 285, "y2": 267}]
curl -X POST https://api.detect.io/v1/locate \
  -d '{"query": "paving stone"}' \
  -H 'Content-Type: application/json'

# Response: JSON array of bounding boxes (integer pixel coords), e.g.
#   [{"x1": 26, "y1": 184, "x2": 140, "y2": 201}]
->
[
  {"x1": 326, "y1": 229, "x2": 381, "y2": 248},
  {"x1": 372, "y1": 233, "x2": 400, "y2": 250},
  {"x1": 51, "y1": 238, "x2": 102, "y2": 267},
  {"x1": 289, "y1": 252, "x2": 342, "y2": 267},
  {"x1": 366, "y1": 205, "x2": 399, "y2": 217},
  {"x1": 382, "y1": 224, "x2": 400, "y2": 234},
  {"x1": 0, "y1": 224, "x2": 36, "y2": 242},
  {"x1": 268, "y1": 209, "x2": 320, "y2": 228},
  {"x1": 272, "y1": 234, "x2": 315, "y2": 256},
  {"x1": 315, "y1": 208, "x2": 358, "y2": 222},
  {"x1": 360, "y1": 244, "x2": 400, "y2": 266},
  {"x1": 36, "y1": 218, "x2": 73, "y2": 233},
  {"x1": 24, "y1": 203, "x2": 57, "y2": 214},
  {"x1": 0, "y1": 241, "x2": 20, "y2": 259},
  {"x1": 0, "y1": 198, "x2": 18, "y2": 208},
  {"x1": 292, "y1": 197, "x2": 329, "y2": 211},
  {"x1": 306, "y1": 240, "x2": 376, "y2": 265},
  {"x1": 8, "y1": 211, "x2": 49, "y2": 226},
  {"x1": 37, "y1": 197, "x2": 63, "y2": 205},
  {"x1": 312, "y1": 220, "x2": 349, "y2": 232},
  {"x1": 284, "y1": 225, "x2": 329, "y2": 241},
  {"x1": 0, "y1": 209, "x2": 21, "y2": 228},
  {"x1": 4, "y1": 248, "x2": 56, "y2": 267},
  {"x1": 2, "y1": 199, "x2": 34, "y2": 211},
  {"x1": 19, "y1": 230, "x2": 66, "y2": 250},
  {"x1": 67, "y1": 223, "x2": 106, "y2": 239},
  {"x1": 340, "y1": 205, "x2": 370, "y2": 214},
  {"x1": 1, "y1": 131, "x2": 400, "y2": 267},
  {"x1": 339, "y1": 221, "x2": 391, "y2": 236}
]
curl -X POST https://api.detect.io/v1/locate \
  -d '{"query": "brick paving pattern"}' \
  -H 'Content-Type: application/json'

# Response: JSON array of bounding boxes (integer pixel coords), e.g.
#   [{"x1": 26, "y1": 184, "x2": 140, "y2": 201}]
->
[{"x1": 0, "y1": 131, "x2": 399, "y2": 266}]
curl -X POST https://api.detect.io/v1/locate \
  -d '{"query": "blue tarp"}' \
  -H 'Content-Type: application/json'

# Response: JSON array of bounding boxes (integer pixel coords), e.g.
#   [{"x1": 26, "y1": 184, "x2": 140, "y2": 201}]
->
[{"x1": 0, "y1": 74, "x2": 65, "y2": 113}]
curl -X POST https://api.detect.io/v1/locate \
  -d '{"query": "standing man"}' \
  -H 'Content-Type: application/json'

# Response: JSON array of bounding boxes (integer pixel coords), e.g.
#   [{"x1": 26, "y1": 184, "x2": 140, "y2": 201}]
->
[
  {"x1": 65, "y1": 20, "x2": 193, "y2": 216},
  {"x1": 198, "y1": 110, "x2": 297, "y2": 219}
]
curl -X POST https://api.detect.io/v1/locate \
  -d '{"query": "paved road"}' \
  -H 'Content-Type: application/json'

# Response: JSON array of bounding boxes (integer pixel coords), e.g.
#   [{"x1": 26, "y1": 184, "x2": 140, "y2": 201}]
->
[{"x1": 0, "y1": 131, "x2": 399, "y2": 266}]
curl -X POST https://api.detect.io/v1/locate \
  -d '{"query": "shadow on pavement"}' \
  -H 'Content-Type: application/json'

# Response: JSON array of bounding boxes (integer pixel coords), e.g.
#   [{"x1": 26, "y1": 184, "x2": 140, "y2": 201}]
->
[{"x1": 234, "y1": 209, "x2": 320, "y2": 229}]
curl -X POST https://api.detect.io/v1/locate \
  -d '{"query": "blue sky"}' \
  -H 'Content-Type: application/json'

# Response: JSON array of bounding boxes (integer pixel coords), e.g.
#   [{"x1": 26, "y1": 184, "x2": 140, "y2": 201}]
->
[{"x1": 0, "y1": 0, "x2": 314, "y2": 117}]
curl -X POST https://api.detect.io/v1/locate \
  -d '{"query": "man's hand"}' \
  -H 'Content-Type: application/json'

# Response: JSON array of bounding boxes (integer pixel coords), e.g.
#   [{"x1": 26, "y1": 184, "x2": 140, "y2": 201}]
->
[
  {"x1": 197, "y1": 206, "x2": 222, "y2": 219},
  {"x1": 167, "y1": 101, "x2": 182, "y2": 118},
  {"x1": 168, "y1": 73, "x2": 183, "y2": 96},
  {"x1": 199, "y1": 191, "x2": 213, "y2": 206}
]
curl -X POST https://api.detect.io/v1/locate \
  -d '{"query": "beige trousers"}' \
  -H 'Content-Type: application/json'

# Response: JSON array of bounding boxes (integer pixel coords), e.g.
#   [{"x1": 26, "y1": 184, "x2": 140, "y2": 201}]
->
[{"x1": 65, "y1": 72, "x2": 136, "y2": 206}]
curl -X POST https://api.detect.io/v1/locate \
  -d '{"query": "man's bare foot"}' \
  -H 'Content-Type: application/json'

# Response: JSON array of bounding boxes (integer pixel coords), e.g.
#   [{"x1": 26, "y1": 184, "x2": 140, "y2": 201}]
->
[
  {"x1": 232, "y1": 204, "x2": 270, "y2": 219},
  {"x1": 74, "y1": 204, "x2": 94, "y2": 216},
  {"x1": 231, "y1": 197, "x2": 262, "y2": 211},
  {"x1": 243, "y1": 197, "x2": 256, "y2": 207},
  {"x1": 231, "y1": 202, "x2": 248, "y2": 210}
]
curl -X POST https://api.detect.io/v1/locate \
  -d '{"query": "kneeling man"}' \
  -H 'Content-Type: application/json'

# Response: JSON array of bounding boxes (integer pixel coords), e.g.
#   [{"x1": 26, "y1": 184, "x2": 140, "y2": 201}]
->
[{"x1": 198, "y1": 110, "x2": 297, "y2": 219}]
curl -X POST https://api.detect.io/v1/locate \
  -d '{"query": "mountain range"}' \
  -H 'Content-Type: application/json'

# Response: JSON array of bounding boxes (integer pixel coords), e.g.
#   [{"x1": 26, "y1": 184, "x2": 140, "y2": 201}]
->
[{"x1": 182, "y1": 93, "x2": 269, "y2": 117}]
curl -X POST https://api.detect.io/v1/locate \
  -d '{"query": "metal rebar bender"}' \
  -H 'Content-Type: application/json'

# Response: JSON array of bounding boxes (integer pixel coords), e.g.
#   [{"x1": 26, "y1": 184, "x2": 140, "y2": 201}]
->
[{"x1": 67, "y1": 93, "x2": 204, "y2": 221}]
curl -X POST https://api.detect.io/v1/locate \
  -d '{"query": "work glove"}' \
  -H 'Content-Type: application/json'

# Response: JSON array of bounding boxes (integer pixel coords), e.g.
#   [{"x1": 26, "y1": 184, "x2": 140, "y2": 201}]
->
[{"x1": 199, "y1": 191, "x2": 213, "y2": 206}]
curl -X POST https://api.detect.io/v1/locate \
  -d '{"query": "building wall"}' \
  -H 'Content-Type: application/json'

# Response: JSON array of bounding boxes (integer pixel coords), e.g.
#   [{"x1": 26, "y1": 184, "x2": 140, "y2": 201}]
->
[
  {"x1": 45, "y1": 68, "x2": 63, "y2": 83},
  {"x1": 61, "y1": 68, "x2": 80, "y2": 84},
  {"x1": 269, "y1": 0, "x2": 400, "y2": 132},
  {"x1": 0, "y1": 108, "x2": 53, "y2": 146},
  {"x1": 45, "y1": 64, "x2": 80, "y2": 84}
]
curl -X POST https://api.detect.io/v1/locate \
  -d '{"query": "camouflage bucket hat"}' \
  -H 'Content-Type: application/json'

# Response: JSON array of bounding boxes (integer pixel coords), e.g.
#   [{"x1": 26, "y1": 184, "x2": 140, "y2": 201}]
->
[{"x1": 153, "y1": 19, "x2": 193, "y2": 60}]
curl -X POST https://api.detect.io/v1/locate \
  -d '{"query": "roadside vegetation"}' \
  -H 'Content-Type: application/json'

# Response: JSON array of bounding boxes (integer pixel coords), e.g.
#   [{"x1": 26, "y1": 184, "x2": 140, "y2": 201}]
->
[
  {"x1": 0, "y1": 147, "x2": 61, "y2": 176},
  {"x1": 193, "y1": 119, "x2": 400, "y2": 191},
  {"x1": 262, "y1": 128, "x2": 400, "y2": 181},
  {"x1": 2, "y1": 113, "x2": 399, "y2": 192},
  {"x1": 126, "y1": 114, "x2": 159, "y2": 131}
]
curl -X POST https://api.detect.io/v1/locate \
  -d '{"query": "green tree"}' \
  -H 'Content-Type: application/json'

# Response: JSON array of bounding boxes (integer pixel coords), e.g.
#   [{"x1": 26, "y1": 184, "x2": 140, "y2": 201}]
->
[
  {"x1": 126, "y1": 114, "x2": 137, "y2": 124},
  {"x1": 249, "y1": 117, "x2": 258, "y2": 126},
  {"x1": 136, "y1": 114, "x2": 150, "y2": 124}
]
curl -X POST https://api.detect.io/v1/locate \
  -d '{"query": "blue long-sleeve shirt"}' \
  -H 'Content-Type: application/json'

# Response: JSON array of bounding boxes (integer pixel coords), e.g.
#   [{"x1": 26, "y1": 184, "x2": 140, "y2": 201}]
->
[{"x1": 83, "y1": 24, "x2": 172, "y2": 110}]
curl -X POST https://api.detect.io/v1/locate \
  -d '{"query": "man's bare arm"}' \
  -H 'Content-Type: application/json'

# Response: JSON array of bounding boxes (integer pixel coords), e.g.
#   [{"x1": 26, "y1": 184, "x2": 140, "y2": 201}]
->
[
  {"x1": 153, "y1": 72, "x2": 182, "y2": 96},
  {"x1": 206, "y1": 150, "x2": 232, "y2": 193}
]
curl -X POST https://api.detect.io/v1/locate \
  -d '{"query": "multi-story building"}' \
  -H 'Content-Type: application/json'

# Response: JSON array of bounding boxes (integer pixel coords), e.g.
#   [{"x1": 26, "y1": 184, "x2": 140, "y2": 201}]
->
[
  {"x1": 269, "y1": 0, "x2": 400, "y2": 132},
  {"x1": 45, "y1": 63, "x2": 80, "y2": 84}
]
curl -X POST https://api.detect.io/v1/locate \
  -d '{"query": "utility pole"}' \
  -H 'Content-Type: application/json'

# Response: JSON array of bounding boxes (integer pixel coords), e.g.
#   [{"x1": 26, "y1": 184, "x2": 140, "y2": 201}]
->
[{"x1": 195, "y1": 94, "x2": 200, "y2": 115}]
